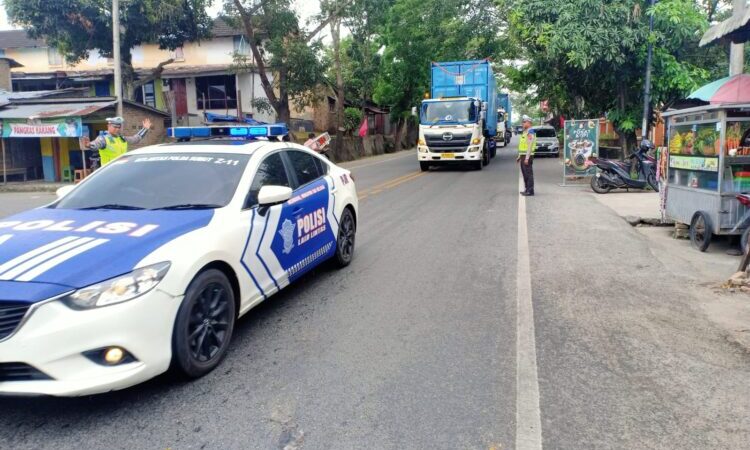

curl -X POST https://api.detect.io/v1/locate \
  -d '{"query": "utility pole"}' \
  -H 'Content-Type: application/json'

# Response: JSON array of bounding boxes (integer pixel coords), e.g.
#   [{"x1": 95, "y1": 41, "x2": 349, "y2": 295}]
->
[
  {"x1": 113, "y1": 0, "x2": 123, "y2": 117},
  {"x1": 729, "y1": 0, "x2": 746, "y2": 76},
  {"x1": 641, "y1": 0, "x2": 656, "y2": 141}
]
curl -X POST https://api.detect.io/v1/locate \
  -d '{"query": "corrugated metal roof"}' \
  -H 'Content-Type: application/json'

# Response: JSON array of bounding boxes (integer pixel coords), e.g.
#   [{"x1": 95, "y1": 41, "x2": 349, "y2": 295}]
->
[
  {"x1": 0, "y1": 101, "x2": 115, "y2": 119},
  {"x1": 0, "y1": 30, "x2": 46, "y2": 49},
  {"x1": 0, "y1": 57, "x2": 23, "y2": 68},
  {"x1": 700, "y1": 8, "x2": 750, "y2": 46},
  {"x1": 0, "y1": 88, "x2": 88, "y2": 104},
  {"x1": 158, "y1": 64, "x2": 234, "y2": 78}
]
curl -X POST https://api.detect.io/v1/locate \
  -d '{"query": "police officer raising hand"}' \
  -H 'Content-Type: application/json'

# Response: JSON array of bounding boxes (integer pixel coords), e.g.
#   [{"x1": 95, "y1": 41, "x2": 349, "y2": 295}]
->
[{"x1": 82, "y1": 117, "x2": 151, "y2": 167}]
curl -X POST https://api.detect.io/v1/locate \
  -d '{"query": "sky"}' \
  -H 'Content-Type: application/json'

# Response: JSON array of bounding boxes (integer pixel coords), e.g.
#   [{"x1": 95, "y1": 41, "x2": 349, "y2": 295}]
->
[{"x1": 0, "y1": 1, "x2": 326, "y2": 35}]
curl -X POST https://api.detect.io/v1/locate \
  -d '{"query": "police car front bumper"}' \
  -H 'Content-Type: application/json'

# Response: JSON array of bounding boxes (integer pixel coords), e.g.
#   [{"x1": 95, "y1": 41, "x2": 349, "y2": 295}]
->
[
  {"x1": 417, "y1": 145, "x2": 482, "y2": 162},
  {"x1": 0, "y1": 289, "x2": 181, "y2": 397}
]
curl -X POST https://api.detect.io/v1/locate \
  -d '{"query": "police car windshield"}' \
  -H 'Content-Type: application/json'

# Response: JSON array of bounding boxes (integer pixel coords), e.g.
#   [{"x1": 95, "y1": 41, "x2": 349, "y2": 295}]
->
[{"x1": 54, "y1": 153, "x2": 250, "y2": 210}]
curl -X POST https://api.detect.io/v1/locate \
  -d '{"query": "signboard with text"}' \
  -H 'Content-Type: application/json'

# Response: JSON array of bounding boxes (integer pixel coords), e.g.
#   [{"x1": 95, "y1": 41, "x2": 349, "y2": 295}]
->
[
  {"x1": 563, "y1": 119, "x2": 599, "y2": 182},
  {"x1": 668, "y1": 155, "x2": 719, "y2": 172},
  {"x1": 1, "y1": 118, "x2": 83, "y2": 138}
]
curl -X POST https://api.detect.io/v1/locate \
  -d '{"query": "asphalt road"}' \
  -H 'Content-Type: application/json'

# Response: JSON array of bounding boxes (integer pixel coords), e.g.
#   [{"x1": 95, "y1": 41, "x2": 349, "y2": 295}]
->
[{"x1": 1, "y1": 139, "x2": 749, "y2": 449}]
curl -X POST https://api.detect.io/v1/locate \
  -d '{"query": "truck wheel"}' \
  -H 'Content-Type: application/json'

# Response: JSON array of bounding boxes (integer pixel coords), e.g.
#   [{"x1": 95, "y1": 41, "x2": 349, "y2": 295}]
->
[
  {"x1": 490, "y1": 146, "x2": 497, "y2": 158},
  {"x1": 420, "y1": 162, "x2": 430, "y2": 172},
  {"x1": 689, "y1": 211, "x2": 713, "y2": 252},
  {"x1": 482, "y1": 148, "x2": 490, "y2": 166}
]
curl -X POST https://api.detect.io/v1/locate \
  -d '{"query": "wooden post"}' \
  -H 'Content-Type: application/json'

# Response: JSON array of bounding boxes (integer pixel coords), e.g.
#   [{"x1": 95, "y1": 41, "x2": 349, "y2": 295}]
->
[
  {"x1": 237, "y1": 89, "x2": 243, "y2": 122},
  {"x1": 1, "y1": 137, "x2": 6, "y2": 186}
]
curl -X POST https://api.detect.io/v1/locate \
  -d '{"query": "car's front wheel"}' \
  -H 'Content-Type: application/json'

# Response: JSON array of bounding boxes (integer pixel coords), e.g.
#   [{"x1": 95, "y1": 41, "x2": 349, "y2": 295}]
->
[
  {"x1": 171, "y1": 269, "x2": 236, "y2": 379},
  {"x1": 334, "y1": 208, "x2": 356, "y2": 267}
]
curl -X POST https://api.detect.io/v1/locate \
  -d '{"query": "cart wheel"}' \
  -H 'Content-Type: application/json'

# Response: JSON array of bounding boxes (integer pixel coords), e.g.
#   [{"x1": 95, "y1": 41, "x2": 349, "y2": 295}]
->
[
  {"x1": 742, "y1": 227, "x2": 750, "y2": 255},
  {"x1": 689, "y1": 211, "x2": 713, "y2": 252}
]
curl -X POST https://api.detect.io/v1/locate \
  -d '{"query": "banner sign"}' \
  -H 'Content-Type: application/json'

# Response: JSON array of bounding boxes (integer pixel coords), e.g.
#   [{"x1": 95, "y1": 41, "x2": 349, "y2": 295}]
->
[
  {"x1": 563, "y1": 119, "x2": 599, "y2": 180},
  {"x1": 668, "y1": 155, "x2": 719, "y2": 172},
  {"x1": 1, "y1": 118, "x2": 83, "y2": 138}
]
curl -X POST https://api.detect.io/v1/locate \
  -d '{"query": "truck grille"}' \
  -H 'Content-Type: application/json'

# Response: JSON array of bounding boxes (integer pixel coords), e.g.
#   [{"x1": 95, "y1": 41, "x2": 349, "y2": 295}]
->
[
  {"x1": 0, "y1": 302, "x2": 31, "y2": 341},
  {"x1": 425, "y1": 132, "x2": 472, "y2": 152},
  {"x1": 0, "y1": 362, "x2": 52, "y2": 382}
]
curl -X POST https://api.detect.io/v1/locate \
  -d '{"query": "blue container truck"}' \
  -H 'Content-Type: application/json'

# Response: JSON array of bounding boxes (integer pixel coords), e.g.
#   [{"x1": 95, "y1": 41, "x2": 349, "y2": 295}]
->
[
  {"x1": 496, "y1": 93, "x2": 512, "y2": 147},
  {"x1": 417, "y1": 59, "x2": 498, "y2": 171}
]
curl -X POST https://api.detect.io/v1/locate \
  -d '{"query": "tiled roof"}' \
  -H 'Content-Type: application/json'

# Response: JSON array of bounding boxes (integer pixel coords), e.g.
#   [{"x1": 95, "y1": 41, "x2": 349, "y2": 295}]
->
[
  {"x1": 211, "y1": 17, "x2": 244, "y2": 37},
  {"x1": 0, "y1": 30, "x2": 46, "y2": 49}
]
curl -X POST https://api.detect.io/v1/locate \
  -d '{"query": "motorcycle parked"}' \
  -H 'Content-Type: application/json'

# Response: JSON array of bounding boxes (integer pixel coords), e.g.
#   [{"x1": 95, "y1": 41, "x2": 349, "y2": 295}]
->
[{"x1": 590, "y1": 140, "x2": 659, "y2": 193}]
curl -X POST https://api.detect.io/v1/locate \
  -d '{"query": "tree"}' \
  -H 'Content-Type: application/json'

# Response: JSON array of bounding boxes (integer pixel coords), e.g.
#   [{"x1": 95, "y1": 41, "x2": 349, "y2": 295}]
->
[
  {"x1": 228, "y1": 0, "x2": 345, "y2": 123},
  {"x1": 373, "y1": 0, "x2": 503, "y2": 149},
  {"x1": 499, "y1": 0, "x2": 728, "y2": 152},
  {"x1": 6, "y1": 0, "x2": 213, "y2": 100}
]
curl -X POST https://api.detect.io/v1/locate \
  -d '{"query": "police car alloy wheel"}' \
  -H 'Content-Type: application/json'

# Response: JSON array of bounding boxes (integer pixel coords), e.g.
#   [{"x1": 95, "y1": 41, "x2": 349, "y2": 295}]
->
[
  {"x1": 171, "y1": 269, "x2": 236, "y2": 378},
  {"x1": 334, "y1": 208, "x2": 356, "y2": 267}
]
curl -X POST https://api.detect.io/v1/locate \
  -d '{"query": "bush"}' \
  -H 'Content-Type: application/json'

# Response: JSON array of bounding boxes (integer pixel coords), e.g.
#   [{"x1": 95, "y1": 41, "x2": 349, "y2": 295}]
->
[{"x1": 344, "y1": 107, "x2": 363, "y2": 133}]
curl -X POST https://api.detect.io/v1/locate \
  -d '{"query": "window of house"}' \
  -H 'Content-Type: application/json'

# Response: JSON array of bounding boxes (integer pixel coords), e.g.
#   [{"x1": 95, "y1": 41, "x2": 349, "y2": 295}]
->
[
  {"x1": 47, "y1": 47, "x2": 63, "y2": 66},
  {"x1": 233, "y1": 36, "x2": 250, "y2": 55},
  {"x1": 134, "y1": 81, "x2": 157, "y2": 108},
  {"x1": 172, "y1": 46, "x2": 185, "y2": 61},
  {"x1": 196, "y1": 75, "x2": 237, "y2": 110}
]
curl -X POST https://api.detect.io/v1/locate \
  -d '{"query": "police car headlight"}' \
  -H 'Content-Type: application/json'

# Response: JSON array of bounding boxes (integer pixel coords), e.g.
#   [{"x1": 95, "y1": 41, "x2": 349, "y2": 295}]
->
[{"x1": 62, "y1": 262, "x2": 171, "y2": 310}]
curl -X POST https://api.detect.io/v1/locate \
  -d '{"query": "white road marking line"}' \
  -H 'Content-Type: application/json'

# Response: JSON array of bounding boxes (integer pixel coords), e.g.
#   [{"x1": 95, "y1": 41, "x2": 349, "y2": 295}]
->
[
  {"x1": 0, "y1": 234, "x2": 11, "y2": 245},
  {"x1": 16, "y1": 238, "x2": 109, "y2": 281},
  {"x1": 0, "y1": 237, "x2": 95, "y2": 281},
  {"x1": 516, "y1": 173, "x2": 543, "y2": 450},
  {"x1": 0, "y1": 236, "x2": 80, "y2": 277}
]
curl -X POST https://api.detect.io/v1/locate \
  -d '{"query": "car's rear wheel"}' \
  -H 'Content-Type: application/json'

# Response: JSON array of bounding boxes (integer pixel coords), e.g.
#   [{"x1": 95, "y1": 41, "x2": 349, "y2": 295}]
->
[
  {"x1": 334, "y1": 208, "x2": 356, "y2": 267},
  {"x1": 171, "y1": 269, "x2": 236, "y2": 379}
]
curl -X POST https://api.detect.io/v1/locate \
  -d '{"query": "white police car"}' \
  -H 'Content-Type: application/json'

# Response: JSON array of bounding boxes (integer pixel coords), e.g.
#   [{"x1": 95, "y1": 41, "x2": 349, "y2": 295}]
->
[{"x1": 0, "y1": 124, "x2": 358, "y2": 396}]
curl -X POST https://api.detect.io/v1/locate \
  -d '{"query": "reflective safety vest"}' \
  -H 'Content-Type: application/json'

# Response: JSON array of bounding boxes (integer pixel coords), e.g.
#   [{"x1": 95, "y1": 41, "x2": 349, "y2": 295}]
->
[
  {"x1": 518, "y1": 130, "x2": 537, "y2": 155},
  {"x1": 100, "y1": 135, "x2": 128, "y2": 166}
]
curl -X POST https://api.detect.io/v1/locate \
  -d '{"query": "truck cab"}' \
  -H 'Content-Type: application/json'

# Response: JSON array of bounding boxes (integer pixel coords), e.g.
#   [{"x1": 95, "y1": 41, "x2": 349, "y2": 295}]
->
[{"x1": 417, "y1": 97, "x2": 491, "y2": 171}]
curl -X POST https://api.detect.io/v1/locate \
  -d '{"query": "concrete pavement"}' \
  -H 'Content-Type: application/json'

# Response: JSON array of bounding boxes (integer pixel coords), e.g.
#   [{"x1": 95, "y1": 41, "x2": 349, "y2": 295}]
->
[{"x1": 0, "y1": 143, "x2": 748, "y2": 449}]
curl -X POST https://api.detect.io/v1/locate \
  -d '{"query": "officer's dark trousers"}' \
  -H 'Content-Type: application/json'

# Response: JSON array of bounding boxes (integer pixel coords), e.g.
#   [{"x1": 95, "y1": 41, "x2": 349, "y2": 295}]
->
[{"x1": 520, "y1": 156, "x2": 534, "y2": 194}]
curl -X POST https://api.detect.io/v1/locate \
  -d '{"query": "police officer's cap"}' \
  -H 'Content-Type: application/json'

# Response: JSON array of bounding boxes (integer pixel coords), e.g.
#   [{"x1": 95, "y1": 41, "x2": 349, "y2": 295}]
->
[
  {"x1": 521, "y1": 115, "x2": 532, "y2": 123},
  {"x1": 106, "y1": 117, "x2": 124, "y2": 126}
]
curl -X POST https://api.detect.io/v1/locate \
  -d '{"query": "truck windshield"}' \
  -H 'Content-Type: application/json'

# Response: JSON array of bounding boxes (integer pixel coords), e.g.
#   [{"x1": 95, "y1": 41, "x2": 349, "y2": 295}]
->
[{"x1": 421, "y1": 101, "x2": 477, "y2": 124}]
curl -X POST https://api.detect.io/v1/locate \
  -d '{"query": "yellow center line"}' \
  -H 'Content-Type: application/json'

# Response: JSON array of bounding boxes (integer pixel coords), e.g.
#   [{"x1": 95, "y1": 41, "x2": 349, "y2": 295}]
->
[{"x1": 357, "y1": 171, "x2": 426, "y2": 200}]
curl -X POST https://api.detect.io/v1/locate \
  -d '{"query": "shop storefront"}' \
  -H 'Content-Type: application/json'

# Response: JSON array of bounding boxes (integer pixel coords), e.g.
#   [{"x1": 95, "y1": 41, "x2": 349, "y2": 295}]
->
[{"x1": 0, "y1": 98, "x2": 166, "y2": 183}]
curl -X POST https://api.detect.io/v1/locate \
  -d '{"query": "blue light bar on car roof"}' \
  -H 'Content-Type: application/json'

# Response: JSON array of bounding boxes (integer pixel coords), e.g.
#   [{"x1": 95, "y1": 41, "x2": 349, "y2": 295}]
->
[{"x1": 167, "y1": 124, "x2": 289, "y2": 141}]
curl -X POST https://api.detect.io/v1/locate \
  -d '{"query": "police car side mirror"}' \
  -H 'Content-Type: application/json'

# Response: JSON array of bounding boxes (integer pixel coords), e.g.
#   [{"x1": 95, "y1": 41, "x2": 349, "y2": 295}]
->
[
  {"x1": 258, "y1": 185, "x2": 293, "y2": 207},
  {"x1": 56, "y1": 185, "x2": 75, "y2": 198}
]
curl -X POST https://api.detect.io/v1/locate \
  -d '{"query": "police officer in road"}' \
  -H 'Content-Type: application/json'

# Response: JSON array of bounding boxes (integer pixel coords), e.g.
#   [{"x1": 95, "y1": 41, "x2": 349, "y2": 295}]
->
[
  {"x1": 82, "y1": 117, "x2": 152, "y2": 166},
  {"x1": 518, "y1": 115, "x2": 537, "y2": 196}
]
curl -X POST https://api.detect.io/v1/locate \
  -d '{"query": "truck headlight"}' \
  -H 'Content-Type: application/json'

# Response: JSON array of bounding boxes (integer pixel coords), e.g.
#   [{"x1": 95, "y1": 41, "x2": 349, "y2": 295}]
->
[
  {"x1": 419, "y1": 146, "x2": 429, "y2": 153},
  {"x1": 468, "y1": 146, "x2": 481, "y2": 152},
  {"x1": 471, "y1": 138, "x2": 481, "y2": 145},
  {"x1": 62, "y1": 262, "x2": 171, "y2": 310}
]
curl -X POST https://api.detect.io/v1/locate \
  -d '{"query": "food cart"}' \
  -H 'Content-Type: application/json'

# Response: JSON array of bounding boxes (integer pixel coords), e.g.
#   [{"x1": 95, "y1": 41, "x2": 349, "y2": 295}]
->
[{"x1": 663, "y1": 102, "x2": 750, "y2": 251}]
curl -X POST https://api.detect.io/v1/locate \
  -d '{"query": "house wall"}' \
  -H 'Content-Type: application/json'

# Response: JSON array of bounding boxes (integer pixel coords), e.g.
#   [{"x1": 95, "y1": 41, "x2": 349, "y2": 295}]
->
[
  {"x1": 8, "y1": 39, "x2": 239, "y2": 75},
  {"x1": 0, "y1": 59, "x2": 11, "y2": 91}
]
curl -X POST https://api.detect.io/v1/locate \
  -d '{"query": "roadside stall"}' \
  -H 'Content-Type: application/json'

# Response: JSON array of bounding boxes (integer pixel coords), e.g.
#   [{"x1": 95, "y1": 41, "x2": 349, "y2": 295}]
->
[{"x1": 663, "y1": 82, "x2": 750, "y2": 251}]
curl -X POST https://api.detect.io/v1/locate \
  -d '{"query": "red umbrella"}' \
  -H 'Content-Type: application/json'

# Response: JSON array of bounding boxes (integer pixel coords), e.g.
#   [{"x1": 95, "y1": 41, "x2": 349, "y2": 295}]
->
[{"x1": 688, "y1": 74, "x2": 750, "y2": 104}]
